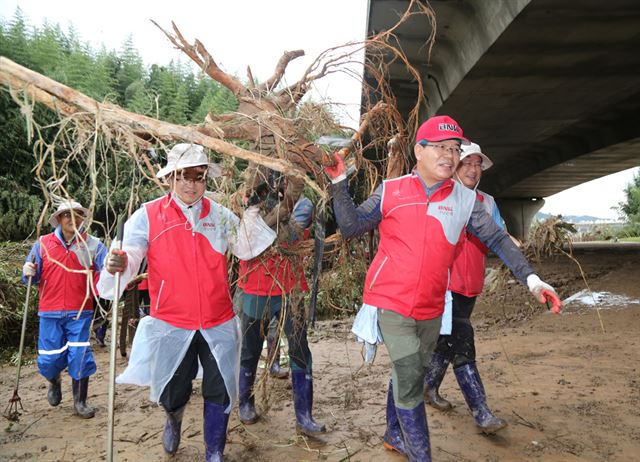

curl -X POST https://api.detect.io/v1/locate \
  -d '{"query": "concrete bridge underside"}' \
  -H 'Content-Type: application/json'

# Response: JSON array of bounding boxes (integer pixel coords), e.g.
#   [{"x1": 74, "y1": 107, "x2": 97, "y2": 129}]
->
[{"x1": 366, "y1": 0, "x2": 640, "y2": 237}]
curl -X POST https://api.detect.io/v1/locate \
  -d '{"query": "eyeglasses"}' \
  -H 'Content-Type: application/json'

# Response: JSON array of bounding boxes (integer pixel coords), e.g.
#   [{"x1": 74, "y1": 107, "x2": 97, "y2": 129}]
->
[
  {"x1": 420, "y1": 143, "x2": 462, "y2": 156},
  {"x1": 59, "y1": 211, "x2": 86, "y2": 220},
  {"x1": 176, "y1": 173, "x2": 207, "y2": 185},
  {"x1": 460, "y1": 160, "x2": 483, "y2": 169}
]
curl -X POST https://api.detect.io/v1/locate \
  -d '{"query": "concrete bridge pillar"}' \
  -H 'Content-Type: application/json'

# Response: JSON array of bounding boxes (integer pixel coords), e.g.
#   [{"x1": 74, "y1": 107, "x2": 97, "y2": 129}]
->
[{"x1": 496, "y1": 198, "x2": 545, "y2": 241}]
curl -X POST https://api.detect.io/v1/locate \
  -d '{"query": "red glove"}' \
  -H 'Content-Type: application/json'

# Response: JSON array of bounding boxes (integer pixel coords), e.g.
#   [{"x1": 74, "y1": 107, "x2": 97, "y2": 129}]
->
[
  {"x1": 527, "y1": 274, "x2": 562, "y2": 315},
  {"x1": 543, "y1": 289, "x2": 562, "y2": 314},
  {"x1": 324, "y1": 152, "x2": 346, "y2": 181}
]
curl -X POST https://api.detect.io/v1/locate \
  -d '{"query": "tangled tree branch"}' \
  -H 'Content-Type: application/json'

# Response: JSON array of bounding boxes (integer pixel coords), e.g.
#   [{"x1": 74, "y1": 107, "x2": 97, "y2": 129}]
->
[{"x1": 0, "y1": 0, "x2": 437, "y2": 249}]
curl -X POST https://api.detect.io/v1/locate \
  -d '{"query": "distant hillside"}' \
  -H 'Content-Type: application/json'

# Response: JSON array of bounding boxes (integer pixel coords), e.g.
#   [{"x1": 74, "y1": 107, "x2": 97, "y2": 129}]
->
[{"x1": 535, "y1": 212, "x2": 609, "y2": 223}]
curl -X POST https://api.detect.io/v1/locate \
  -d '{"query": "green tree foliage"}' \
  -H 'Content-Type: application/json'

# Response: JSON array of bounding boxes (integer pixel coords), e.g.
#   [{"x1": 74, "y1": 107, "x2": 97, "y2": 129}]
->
[
  {"x1": 618, "y1": 171, "x2": 640, "y2": 236},
  {"x1": 0, "y1": 9, "x2": 239, "y2": 240}
]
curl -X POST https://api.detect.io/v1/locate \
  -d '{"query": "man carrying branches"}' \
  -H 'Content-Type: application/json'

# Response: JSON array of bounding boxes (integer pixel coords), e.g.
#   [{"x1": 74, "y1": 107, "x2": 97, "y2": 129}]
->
[
  {"x1": 236, "y1": 170, "x2": 324, "y2": 435},
  {"x1": 22, "y1": 200, "x2": 107, "y2": 419},
  {"x1": 326, "y1": 115, "x2": 562, "y2": 462}
]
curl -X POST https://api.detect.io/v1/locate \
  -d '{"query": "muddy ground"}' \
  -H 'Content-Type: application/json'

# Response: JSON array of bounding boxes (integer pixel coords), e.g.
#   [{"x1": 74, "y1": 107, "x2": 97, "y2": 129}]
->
[{"x1": 1, "y1": 244, "x2": 639, "y2": 461}]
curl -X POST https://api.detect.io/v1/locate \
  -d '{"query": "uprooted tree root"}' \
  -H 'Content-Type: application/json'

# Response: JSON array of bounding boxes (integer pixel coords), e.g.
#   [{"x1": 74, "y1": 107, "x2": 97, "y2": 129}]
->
[
  {"x1": 0, "y1": 0, "x2": 435, "y2": 243},
  {"x1": 0, "y1": 2, "x2": 441, "y2": 432}
]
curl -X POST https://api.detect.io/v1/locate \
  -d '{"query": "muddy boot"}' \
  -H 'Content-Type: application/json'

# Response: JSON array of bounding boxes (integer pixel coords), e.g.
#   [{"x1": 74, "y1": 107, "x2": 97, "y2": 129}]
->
[
  {"x1": 424, "y1": 352, "x2": 452, "y2": 411},
  {"x1": 291, "y1": 370, "x2": 326, "y2": 436},
  {"x1": 94, "y1": 323, "x2": 107, "y2": 348},
  {"x1": 239, "y1": 367, "x2": 258, "y2": 424},
  {"x1": 72, "y1": 377, "x2": 95, "y2": 419},
  {"x1": 204, "y1": 400, "x2": 230, "y2": 462},
  {"x1": 395, "y1": 402, "x2": 431, "y2": 462},
  {"x1": 382, "y1": 380, "x2": 405, "y2": 455},
  {"x1": 267, "y1": 336, "x2": 288, "y2": 379},
  {"x1": 47, "y1": 375, "x2": 62, "y2": 407},
  {"x1": 454, "y1": 363, "x2": 507, "y2": 434},
  {"x1": 162, "y1": 404, "x2": 186, "y2": 456}
]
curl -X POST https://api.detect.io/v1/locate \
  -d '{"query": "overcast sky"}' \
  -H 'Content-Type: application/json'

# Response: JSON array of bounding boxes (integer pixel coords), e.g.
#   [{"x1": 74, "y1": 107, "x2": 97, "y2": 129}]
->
[{"x1": 2, "y1": 0, "x2": 637, "y2": 220}]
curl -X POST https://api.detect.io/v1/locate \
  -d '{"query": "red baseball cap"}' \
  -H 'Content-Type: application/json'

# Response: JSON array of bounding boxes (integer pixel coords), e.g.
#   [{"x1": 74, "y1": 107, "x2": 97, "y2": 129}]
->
[{"x1": 415, "y1": 115, "x2": 469, "y2": 145}]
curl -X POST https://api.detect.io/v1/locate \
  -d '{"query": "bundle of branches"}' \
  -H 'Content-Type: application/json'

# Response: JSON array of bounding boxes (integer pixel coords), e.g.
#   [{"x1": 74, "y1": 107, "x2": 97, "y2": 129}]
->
[
  {"x1": 0, "y1": 0, "x2": 435, "y2": 246},
  {"x1": 487, "y1": 216, "x2": 576, "y2": 290},
  {"x1": 522, "y1": 215, "x2": 577, "y2": 263}
]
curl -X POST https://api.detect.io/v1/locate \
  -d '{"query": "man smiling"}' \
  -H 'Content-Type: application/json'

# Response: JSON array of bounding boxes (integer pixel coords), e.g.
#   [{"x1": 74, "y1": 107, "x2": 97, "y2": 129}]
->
[
  {"x1": 424, "y1": 142, "x2": 511, "y2": 434},
  {"x1": 99, "y1": 143, "x2": 275, "y2": 462},
  {"x1": 326, "y1": 115, "x2": 561, "y2": 462},
  {"x1": 22, "y1": 200, "x2": 107, "y2": 419}
]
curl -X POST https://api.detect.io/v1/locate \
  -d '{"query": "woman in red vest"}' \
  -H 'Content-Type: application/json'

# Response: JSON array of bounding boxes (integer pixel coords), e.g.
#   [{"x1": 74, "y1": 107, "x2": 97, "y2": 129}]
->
[
  {"x1": 326, "y1": 116, "x2": 561, "y2": 462},
  {"x1": 99, "y1": 144, "x2": 275, "y2": 462},
  {"x1": 22, "y1": 200, "x2": 107, "y2": 419}
]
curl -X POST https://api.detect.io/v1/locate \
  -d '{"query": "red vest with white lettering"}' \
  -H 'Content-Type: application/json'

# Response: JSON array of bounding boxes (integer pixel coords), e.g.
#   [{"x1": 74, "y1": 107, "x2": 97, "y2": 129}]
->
[
  {"x1": 363, "y1": 175, "x2": 476, "y2": 320},
  {"x1": 449, "y1": 191, "x2": 496, "y2": 297},
  {"x1": 145, "y1": 195, "x2": 235, "y2": 329},
  {"x1": 38, "y1": 232, "x2": 101, "y2": 312},
  {"x1": 238, "y1": 229, "x2": 310, "y2": 296}
]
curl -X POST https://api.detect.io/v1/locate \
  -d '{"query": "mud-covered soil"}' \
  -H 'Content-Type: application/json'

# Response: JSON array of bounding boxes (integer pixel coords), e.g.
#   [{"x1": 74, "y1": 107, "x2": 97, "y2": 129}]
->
[{"x1": 1, "y1": 244, "x2": 639, "y2": 461}]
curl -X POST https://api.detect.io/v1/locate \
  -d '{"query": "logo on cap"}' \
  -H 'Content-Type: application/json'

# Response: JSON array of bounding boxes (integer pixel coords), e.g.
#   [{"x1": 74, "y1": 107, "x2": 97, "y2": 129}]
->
[{"x1": 438, "y1": 123, "x2": 460, "y2": 133}]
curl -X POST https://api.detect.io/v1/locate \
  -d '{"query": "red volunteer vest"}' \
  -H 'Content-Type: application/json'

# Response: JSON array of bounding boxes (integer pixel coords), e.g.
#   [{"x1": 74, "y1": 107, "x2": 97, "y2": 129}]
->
[
  {"x1": 362, "y1": 175, "x2": 475, "y2": 320},
  {"x1": 448, "y1": 191, "x2": 495, "y2": 297},
  {"x1": 239, "y1": 229, "x2": 309, "y2": 296},
  {"x1": 145, "y1": 195, "x2": 235, "y2": 329},
  {"x1": 38, "y1": 232, "x2": 100, "y2": 312}
]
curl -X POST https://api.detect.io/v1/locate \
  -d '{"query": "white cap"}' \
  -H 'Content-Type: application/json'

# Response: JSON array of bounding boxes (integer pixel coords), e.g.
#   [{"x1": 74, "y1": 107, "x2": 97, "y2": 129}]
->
[
  {"x1": 48, "y1": 200, "x2": 90, "y2": 228},
  {"x1": 155, "y1": 143, "x2": 222, "y2": 178},
  {"x1": 460, "y1": 142, "x2": 493, "y2": 170}
]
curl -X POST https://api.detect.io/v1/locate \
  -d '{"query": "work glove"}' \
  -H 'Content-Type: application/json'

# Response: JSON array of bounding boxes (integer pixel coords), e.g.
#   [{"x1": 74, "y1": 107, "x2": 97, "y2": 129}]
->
[
  {"x1": 106, "y1": 249, "x2": 128, "y2": 275},
  {"x1": 22, "y1": 262, "x2": 37, "y2": 278},
  {"x1": 324, "y1": 152, "x2": 347, "y2": 184},
  {"x1": 527, "y1": 274, "x2": 562, "y2": 313}
]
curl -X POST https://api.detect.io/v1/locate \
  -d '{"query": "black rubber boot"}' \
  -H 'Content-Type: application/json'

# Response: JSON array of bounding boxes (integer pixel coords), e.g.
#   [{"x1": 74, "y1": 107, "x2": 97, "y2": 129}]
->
[
  {"x1": 47, "y1": 375, "x2": 62, "y2": 407},
  {"x1": 291, "y1": 370, "x2": 326, "y2": 436},
  {"x1": 267, "y1": 336, "x2": 288, "y2": 379},
  {"x1": 382, "y1": 380, "x2": 405, "y2": 455},
  {"x1": 163, "y1": 404, "x2": 186, "y2": 456},
  {"x1": 454, "y1": 363, "x2": 507, "y2": 434},
  {"x1": 395, "y1": 403, "x2": 432, "y2": 461},
  {"x1": 424, "y1": 352, "x2": 453, "y2": 411},
  {"x1": 72, "y1": 377, "x2": 95, "y2": 419},
  {"x1": 239, "y1": 367, "x2": 259, "y2": 424},
  {"x1": 204, "y1": 400, "x2": 230, "y2": 462}
]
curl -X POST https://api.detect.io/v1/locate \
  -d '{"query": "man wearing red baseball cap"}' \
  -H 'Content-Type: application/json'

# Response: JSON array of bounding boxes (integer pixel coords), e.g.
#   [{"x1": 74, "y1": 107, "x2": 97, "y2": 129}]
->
[{"x1": 325, "y1": 115, "x2": 561, "y2": 462}]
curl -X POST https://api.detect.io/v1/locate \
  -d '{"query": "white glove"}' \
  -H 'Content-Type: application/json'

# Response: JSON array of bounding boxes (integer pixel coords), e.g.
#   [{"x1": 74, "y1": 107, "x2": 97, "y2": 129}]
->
[
  {"x1": 526, "y1": 274, "x2": 562, "y2": 313},
  {"x1": 233, "y1": 205, "x2": 277, "y2": 260},
  {"x1": 23, "y1": 262, "x2": 37, "y2": 277}
]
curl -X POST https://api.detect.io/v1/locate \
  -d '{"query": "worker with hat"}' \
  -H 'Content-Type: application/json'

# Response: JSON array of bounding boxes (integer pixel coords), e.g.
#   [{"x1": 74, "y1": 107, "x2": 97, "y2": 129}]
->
[
  {"x1": 424, "y1": 141, "x2": 511, "y2": 434},
  {"x1": 325, "y1": 116, "x2": 562, "y2": 461},
  {"x1": 98, "y1": 143, "x2": 276, "y2": 462},
  {"x1": 22, "y1": 199, "x2": 107, "y2": 419}
]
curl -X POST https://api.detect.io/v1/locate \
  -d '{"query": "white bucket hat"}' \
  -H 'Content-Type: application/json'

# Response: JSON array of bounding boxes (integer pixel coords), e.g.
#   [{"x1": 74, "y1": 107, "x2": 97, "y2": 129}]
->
[
  {"x1": 155, "y1": 143, "x2": 223, "y2": 179},
  {"x1": 48, "y1": 200, "x2": 90, "y2": 228},
  {"x1": 460, "y1": 142, "x2": 493, "y2": 170}
]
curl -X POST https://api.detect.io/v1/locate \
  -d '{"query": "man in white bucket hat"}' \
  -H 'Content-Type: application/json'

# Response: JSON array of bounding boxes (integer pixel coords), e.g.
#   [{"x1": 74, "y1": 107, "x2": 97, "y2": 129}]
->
[
  {"x1": 22, "y1": 199, "x2": 107, "y2": 419},
  {"x1": 98, "y1": 143, "x2": 276, "y2": 462},
  {"x1": 424, "y1": 141, "x2": 514, "y2": 435}
]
